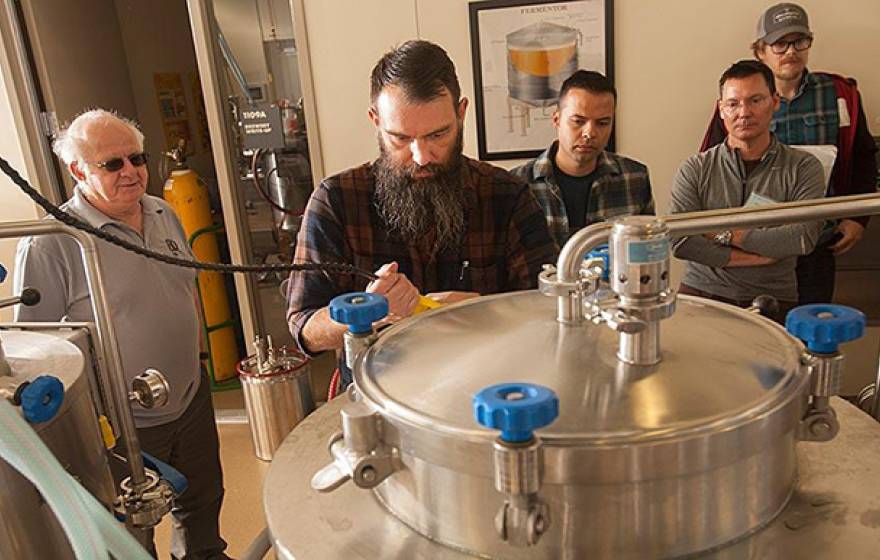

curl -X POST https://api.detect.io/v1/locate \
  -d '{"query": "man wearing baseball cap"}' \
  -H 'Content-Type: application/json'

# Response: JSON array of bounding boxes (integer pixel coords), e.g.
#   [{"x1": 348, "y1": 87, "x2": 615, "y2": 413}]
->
[{"x1": 700, "y1": 3, "x2": 877, "y2": 305}]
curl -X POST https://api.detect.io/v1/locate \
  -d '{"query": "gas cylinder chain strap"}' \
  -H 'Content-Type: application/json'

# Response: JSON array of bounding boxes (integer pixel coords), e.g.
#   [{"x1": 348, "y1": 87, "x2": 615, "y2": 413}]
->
[{"x1": 0, "y1": 156, "x2": 378, "y2": 281}]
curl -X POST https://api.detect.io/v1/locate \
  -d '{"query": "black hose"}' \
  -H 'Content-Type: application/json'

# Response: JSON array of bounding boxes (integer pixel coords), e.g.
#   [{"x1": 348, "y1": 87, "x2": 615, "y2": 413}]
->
[
  {"x1": 250, "y1": 149, "x2": 302, "y2": 215},
  {"x1": 0, "y1": 155, "x2": 377, "y2": 281}
]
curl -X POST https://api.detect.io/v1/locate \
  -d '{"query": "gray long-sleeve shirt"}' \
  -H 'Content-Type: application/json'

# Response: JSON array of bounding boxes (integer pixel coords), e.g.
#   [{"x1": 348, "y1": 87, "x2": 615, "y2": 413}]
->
[{"x1": 670, "y1": 137, "x2": 825, "y2": 301}]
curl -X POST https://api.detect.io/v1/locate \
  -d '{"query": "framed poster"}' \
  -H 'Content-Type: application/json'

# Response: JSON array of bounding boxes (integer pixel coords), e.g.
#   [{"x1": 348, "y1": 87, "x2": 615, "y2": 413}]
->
[{"x1": 468, "y1": 0, "x2": 613, "y2": 160}]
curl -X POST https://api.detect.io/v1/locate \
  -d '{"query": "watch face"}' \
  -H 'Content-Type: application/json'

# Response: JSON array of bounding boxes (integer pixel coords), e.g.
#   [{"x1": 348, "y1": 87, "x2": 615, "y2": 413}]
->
[{"x1": 714, "y1": 231, "x2": 732, "y2": 246}]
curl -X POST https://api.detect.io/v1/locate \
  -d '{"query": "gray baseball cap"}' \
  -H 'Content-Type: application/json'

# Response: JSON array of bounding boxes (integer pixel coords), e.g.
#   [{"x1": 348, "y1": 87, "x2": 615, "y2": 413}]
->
[{"x1": 756, "y1": 3, "x2": 812, "y2": 44}]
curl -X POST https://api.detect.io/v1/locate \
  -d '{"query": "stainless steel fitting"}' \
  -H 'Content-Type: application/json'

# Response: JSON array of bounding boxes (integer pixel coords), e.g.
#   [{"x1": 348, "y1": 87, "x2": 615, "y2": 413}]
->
[
  {"x1": 492, "y1": 438, "x2": 550, "y2": 547},
  {"x1": 342, "y1": 331, "x2": 378, "y2": 371},
  {"x1": 311, "y1": 400, "x2": 397, "y2": 493},
  {"x1": 798, "y1": 353, "x2": 845, "y2": 442},
  {"x1": 118, "y1": 470, "x2": 175, "y2": 529},
  {"x1": 807, "y1": 353, "x2": 845, "y2": 397},
  {"x1": 587, "y1": 217, "x2": 676, "y2": 366},
  {"x1": 129, "y1": 369, "x2": 170, "y2": 409},
  {"x1": 538, "y1": 264, "x2": 600, "y2": 324}
]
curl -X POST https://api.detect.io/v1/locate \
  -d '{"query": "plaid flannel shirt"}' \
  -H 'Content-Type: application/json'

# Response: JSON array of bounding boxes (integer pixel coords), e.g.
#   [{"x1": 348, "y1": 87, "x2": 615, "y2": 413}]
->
[
  {"x1": 771, "y1": 71, "x2": 840, "y2": 148},
  {"x1": 286, "y1": 156, "x2": 558, "y2": 357},
  {"x1": 510, "y1": 142, "x2": 655, "y2": 246}
]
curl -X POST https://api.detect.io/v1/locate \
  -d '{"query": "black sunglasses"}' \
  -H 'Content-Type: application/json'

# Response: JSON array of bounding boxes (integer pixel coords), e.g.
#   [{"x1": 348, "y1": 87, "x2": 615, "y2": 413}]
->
[{"x1": 92, "y1": 152, "x2": 148, "y2": 172}]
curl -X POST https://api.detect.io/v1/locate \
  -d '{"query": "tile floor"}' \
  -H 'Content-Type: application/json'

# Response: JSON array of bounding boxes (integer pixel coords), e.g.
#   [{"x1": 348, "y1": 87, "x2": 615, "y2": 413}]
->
[{"x1": 153, "y1": 352, "x2": 336, "y2": 559}]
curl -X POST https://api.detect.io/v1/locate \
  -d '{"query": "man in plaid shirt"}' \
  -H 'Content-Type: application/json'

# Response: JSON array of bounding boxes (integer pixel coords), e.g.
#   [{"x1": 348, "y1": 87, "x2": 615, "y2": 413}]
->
[
  {"x1": 510, "y1": 70, "x2": 654, "y2": 247},
  {"x1": 287, "y1": 40, "x2": 557, "y2": 383}
]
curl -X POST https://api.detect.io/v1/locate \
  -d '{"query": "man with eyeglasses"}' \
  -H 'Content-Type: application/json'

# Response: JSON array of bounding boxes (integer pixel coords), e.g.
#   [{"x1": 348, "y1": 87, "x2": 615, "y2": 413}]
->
[
  {"x1": 14, "y1": 109, "x2": 231, "y2": 559},
  {"x1": 671, "y1": 60, "x2": 825, "y2": 324},
  {"x1": 701, "y1": 3, "x2": 877, "y2": 305}
]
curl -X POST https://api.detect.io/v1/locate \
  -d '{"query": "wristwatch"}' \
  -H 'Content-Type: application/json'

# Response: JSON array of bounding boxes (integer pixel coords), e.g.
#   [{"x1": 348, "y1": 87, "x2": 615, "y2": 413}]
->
[{"x1": 713, "y1": 230, "x2": 733, "y2": 246}]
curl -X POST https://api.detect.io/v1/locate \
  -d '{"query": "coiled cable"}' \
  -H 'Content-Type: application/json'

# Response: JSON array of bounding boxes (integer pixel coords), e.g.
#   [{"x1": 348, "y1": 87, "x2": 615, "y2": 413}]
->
[{"x1": 0, "y1": 155, "x2": 377, "y2": 281}]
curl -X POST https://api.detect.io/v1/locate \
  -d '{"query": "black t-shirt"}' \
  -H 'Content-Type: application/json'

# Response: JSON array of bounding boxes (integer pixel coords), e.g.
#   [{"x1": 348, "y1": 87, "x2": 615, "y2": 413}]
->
[{"x1": 554, "y1": 162, "x2": 598, "y2": 231}]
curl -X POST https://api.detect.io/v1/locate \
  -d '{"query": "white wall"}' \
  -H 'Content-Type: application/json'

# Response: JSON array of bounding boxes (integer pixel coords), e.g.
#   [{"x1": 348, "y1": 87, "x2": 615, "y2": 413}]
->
[
  {"x1": 0, "y1": 69, "x2": 42, "y2": 319},
  {"x1": 303, "y1": 0, "x2": 880, "y2": 218},
  {"x1": 303, "y1": 0, "x2": 417, "y2": 173}
]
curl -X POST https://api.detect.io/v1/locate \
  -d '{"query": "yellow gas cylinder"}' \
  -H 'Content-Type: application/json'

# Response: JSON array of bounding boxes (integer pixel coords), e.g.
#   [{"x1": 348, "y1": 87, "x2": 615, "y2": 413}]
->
[{"x1": 162, "y1": 149, "x2": 239, "y2": 382}]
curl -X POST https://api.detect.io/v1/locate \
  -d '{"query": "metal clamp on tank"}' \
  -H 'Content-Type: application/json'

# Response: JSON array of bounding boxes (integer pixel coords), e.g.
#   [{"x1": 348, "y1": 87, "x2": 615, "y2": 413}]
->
[
  {"x1": 538, "y1": 262, "x2": 600, "y2": 324},
  {"x1": 118, "y1": 451, "x2": 188, "y2": 528},
  {"x1": 311, "y1": 292, "x2": 397, "y2": 493},
  {"x1": 588, "y1": 217, "x2": 676, "y2": 365},
  {"x1": 786, "y1": 304, "x2": 866, "y2": 442},
  {"x1": 473, "y1": 383, "x2": 560, "y2": 547}
]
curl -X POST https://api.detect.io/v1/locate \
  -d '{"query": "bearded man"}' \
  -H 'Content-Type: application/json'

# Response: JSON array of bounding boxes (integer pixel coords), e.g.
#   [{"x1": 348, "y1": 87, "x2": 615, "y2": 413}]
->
[{"x1": 286, "y1": 40, "x2": 557, "y2": 387}]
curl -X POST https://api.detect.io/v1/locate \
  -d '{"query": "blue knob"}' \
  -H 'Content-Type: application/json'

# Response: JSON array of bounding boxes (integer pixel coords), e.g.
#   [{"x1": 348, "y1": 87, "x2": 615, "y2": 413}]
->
[
  {"x1": 786, "y1": 304, "x2": 866, "y2": 354},
  {"x1": 329, "y1": 292, "x2": 389, "y2": 334},
  {"x1": 0, "y1": 264, "x2": 6, "y2": 283},
  {"x1": 473, "y1": 383, "x2": 559, "y2": 443},
  {"x1": 585, "y1": 244, "x2": 610, "y2": 281},
  {"x1": 19, "y1": 375, "x2": 65, "y2": 424}
]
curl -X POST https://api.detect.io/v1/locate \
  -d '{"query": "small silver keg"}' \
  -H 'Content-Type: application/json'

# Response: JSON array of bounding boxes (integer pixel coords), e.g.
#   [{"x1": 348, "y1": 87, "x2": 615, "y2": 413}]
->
[{"x1": 237, "y1": 335, "x2": 314, "y2": 461}]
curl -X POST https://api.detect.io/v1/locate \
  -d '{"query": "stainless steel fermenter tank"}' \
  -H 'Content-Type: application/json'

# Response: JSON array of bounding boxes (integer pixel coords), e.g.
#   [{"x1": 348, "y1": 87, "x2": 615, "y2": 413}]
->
[{"x1": 265, "y1": 195, "x2": 880, "y2": 559}]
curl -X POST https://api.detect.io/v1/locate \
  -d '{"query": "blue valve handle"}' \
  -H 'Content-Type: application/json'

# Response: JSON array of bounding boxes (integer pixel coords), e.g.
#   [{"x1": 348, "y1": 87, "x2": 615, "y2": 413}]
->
[
  {"x1": 329, "y1": 292, "x2": 389, "y2": 334},
  {"x1": 142, "y1": 451, "x2": 189, "y2": 496},
  {"x1": 19, "y1": 375, "x2": 64, "y2": 424},
  {"x1": 0, "y1": 263, "x2": 6, "y2": 283},
  {"x1": 786, "y1": 304, "x2": 866, "y2": 354},
  {"x1": 473, "y1": 383, "x2": 559, "y2": 443},
  {"x1": 585, "y1": 244, "x2": 610, "y2": 281}
]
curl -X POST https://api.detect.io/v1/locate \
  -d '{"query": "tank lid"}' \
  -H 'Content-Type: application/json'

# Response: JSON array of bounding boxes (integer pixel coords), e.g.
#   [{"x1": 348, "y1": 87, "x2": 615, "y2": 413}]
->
[
  {"x1": 506, "y1": 21, "x2": 579, "y2": 49},
  {"x1": 357, "y1": 292, "x2": 804, "y2": 443}
]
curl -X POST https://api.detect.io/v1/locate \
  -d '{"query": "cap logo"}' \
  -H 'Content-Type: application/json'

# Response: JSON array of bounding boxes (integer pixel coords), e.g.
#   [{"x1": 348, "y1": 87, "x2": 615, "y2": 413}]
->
[{"x1": 774, "y1": 7, "x2": 802, "y2": 24}]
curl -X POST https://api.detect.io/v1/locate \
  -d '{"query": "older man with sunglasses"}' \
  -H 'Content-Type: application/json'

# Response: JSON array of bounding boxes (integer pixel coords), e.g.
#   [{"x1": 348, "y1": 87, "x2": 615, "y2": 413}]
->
[
  {"x1": 14, "y1": 109, "x2": 230, "y2": 560},
  {"x1": 701, "y1": 3, "x2": 877, "y2": 305}
]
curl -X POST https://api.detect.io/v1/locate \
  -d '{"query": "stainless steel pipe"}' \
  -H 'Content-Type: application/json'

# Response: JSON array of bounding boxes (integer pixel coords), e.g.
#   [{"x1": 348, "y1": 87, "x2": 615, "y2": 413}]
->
[
  {"x1": 0, "y1": 220, "x2": 147, "y2": 486},
  {"x1": 557, "y1": 192, "x2": 880, "y2": 283}
]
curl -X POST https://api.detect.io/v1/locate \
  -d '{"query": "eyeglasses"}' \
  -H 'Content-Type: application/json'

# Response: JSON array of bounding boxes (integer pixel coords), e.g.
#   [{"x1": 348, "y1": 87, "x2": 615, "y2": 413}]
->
[
  {"x1": 769, "y1": 36, "x2": 813, "y2": 55},
  {"x1": 90, "y1": 152, "x2": 148, "y2": 172},
  {"x1": 720, "y1": 95, "x2": 772, "y2": 115}
]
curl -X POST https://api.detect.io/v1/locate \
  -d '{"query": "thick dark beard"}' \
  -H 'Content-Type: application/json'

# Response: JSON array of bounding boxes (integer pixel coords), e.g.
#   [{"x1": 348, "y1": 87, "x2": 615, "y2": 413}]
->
[{"x1": 373, "y1": 129, "x2": 468, "y2": 258}]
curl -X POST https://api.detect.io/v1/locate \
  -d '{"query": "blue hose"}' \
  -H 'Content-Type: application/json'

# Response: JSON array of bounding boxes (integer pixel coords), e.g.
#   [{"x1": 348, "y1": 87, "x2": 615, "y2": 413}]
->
[{"x1": 0, "y1": 399, "x2": 151, "y2": 559}]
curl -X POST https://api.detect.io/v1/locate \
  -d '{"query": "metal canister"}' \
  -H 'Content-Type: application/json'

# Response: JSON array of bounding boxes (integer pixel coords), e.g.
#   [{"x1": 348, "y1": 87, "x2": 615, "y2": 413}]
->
[
  {"x1": 0, "y1": 327, "x2": 116, "y2": 559},
  {"x1": 237, "y1": 336, "x2": 314, "y2": 461}
]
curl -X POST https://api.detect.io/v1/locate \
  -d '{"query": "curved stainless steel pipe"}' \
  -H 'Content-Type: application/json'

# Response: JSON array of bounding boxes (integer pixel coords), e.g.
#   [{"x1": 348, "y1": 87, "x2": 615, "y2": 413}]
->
[
  {"x1": 0, "y1": 220, "x2": 146, "y2": 486},
  {"x1": 557, "y1": 192, "x2": 880, "y2": 283}
]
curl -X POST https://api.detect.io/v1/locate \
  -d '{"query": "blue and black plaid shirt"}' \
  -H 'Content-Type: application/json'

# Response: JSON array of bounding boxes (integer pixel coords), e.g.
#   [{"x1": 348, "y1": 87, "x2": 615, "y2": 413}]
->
[
  {"x1": 510, "y1": 142, "x2": 655, "y2": 246},
  {"x1": 771, "y1": 72, "x2": 840, "y2": 157}
]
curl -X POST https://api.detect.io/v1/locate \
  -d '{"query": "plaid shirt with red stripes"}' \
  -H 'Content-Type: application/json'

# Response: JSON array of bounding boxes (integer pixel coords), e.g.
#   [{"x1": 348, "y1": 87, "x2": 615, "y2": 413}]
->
[{"x1": 286, "y1": 156, "x2": 559, "y2": 355}]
